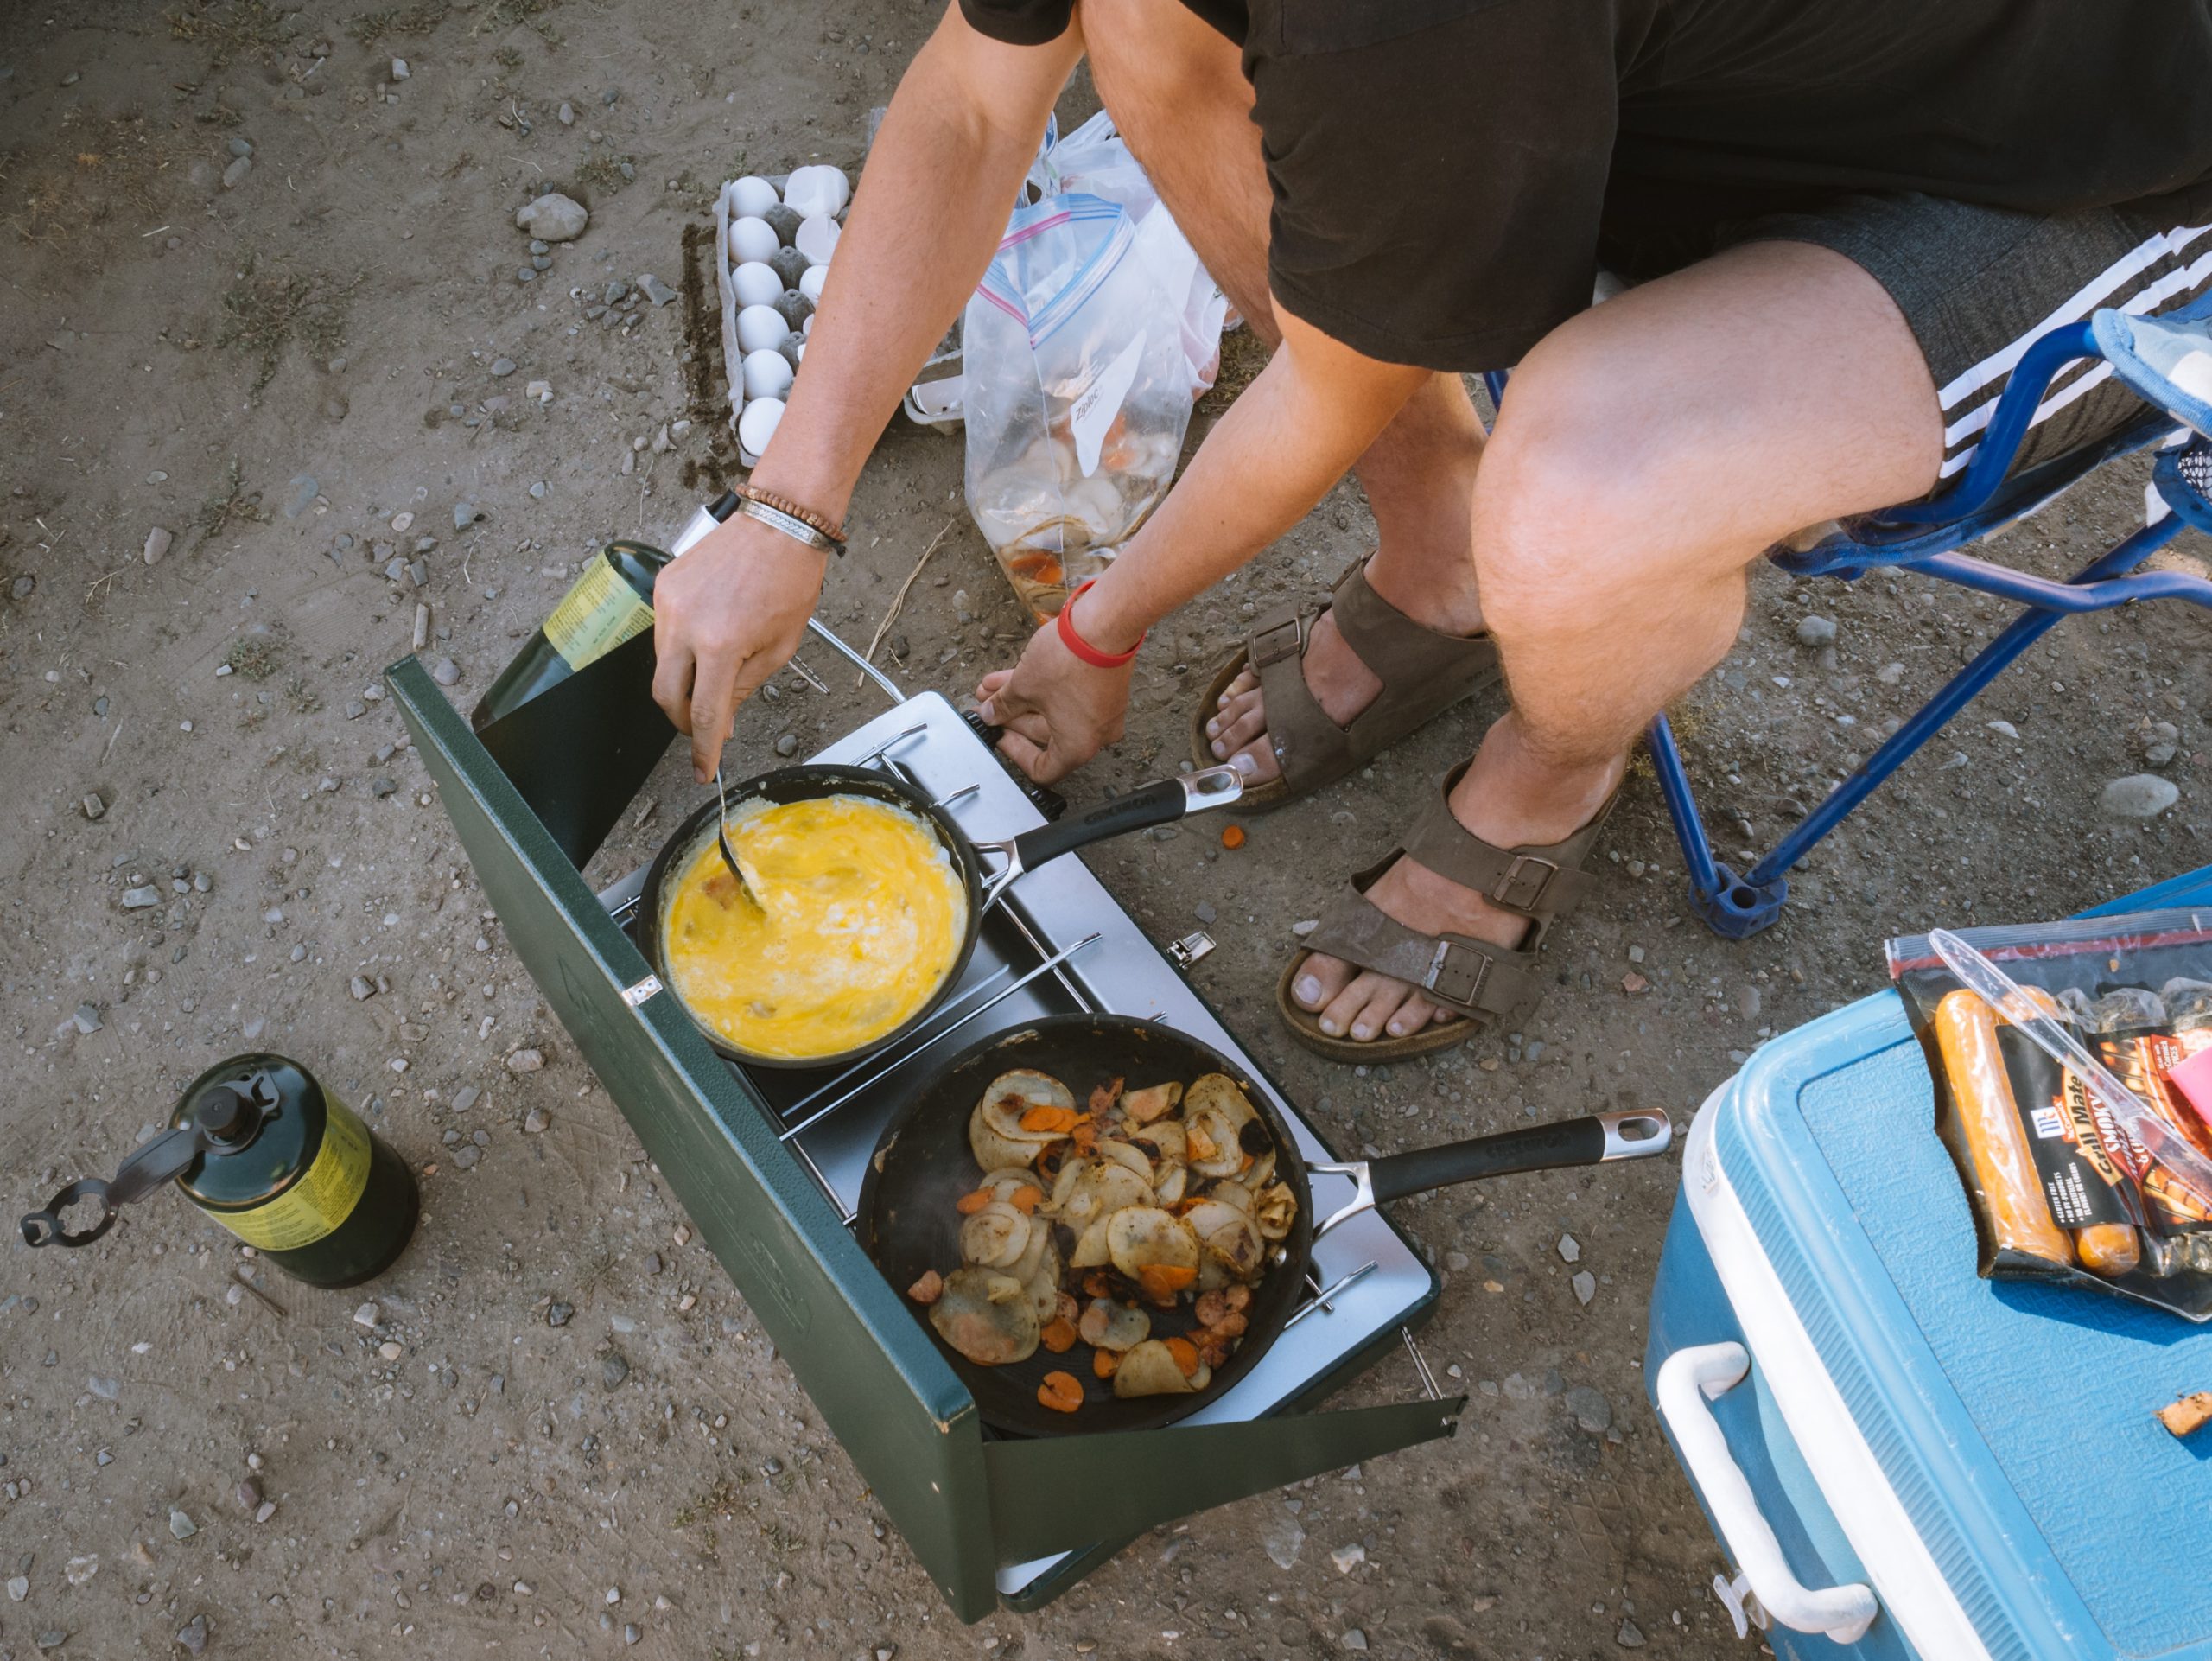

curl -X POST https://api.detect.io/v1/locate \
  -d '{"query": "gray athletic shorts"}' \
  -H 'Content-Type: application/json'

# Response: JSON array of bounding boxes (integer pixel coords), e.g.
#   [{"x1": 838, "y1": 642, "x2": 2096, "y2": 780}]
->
[{"x1": 1741, "y1": 193, "x2": 2211, "y2": 479}]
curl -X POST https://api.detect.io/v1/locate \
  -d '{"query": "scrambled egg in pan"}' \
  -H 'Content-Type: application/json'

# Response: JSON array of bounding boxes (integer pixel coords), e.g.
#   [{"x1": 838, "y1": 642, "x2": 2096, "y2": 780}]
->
[{"x1": 663, "y1": 794, "x2": 969, "y2": 1060}]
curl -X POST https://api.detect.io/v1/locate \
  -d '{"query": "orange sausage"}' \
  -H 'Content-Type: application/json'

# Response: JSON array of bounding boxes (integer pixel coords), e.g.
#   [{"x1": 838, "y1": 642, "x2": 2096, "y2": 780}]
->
[
  {"x1": 2077, "y1": 1223, "x2": 2142, "y2": 1277},
  {"x1": 1936, "y1": 989, "x2": 2075, "y2": 1268}
]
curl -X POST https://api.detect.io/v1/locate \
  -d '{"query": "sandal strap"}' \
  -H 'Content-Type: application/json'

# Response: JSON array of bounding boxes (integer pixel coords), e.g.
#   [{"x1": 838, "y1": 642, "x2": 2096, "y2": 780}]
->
[
  {"x1": 1246, "y1": 562, "x2": 1499, "y2": 795},
  {"x1": 1305, "y1": 890, "x2": 1548, "y2": 1022},
  {"x1": 1397, "y1": 760, "x2": 1617, "y2": 928}
]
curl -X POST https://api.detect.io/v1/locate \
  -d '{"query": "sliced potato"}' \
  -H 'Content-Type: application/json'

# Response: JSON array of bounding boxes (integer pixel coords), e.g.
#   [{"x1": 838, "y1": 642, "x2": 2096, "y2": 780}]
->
[
  {"x1": 1184, "y1": 1074, "x2": 1257, "y2": 1133},
  {"x1": 1153, "y1": 1161, "x2": 1187, "y2": 1206},
  {"x1": 1121, "y1": 1081, "x2": 1185, "y2": 1124},
  {"x1": 1204, "y1": 1181, "x2": 1254, "y2": 1217},
  {"x1": 1111, "y1": 1338, "x2": 1203, "y2": 1397},
  {"x1": 1009, "y1": 1212, "x2": 1055, "y2": 1288},
  {"x1": 1022, "y1": 1237, "x2": 1065, "y2": 1327},
  {"x1": 1200, "y1": 1212, "x2": 1264, "y2": 1283},
  {"x1": 978, "y1": 1069, "x2": 1077, "y2": 1143},
  {"x1": 1235, "y1": 1147, "x2": 1277, "y2": 1190},
  {"x1": 1077, "y1": 1296, "x2": 1151, "y2": 1351},
  {"x1": 1179, "y1": 1199, "x2": 1249, "y2": 1242},
  {"x1": 1059, "y1": 1162, "x2": 1151, "y2": 1231},
  {"x1": 1107, "y1": 1206, "x2": 1201, "y2": 1280},
  {"x1": 1069, "y1": 1212, "x2": 1116, "y2": 1269},
  {"x1": 1044, "y1": 1156, "x2": 1091, "y2": 1215},
  {"x1": 1096, "y1": 1138, "x2": 1154, "y2": 1181},
  {"x1": 1128, "y1": 1120, "x2": 1187, "y2": 1165},
  {"x1": 929, "y1": 1267, "x2": 1040, "y2": 1366},
  {"x1": 958, "y1": 1201, "x2": 1032, "y2": 1270},
  {"x1": 969, "y1": 1106, "x2": 1050, "y2": 1173},
  {"x1": 1255, "y1": 1181, "x2": 1297, "y2": 1241}
]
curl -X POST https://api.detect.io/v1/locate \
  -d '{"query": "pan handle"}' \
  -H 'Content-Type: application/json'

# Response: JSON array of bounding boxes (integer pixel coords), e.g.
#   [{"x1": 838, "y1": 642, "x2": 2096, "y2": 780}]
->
[
  {"x1": 983, "y1": 766, "x2": 1242, "y2": 887},
  {"x1": 1313, "y1": 1110, "x2": 1673, "y2": 1236}
]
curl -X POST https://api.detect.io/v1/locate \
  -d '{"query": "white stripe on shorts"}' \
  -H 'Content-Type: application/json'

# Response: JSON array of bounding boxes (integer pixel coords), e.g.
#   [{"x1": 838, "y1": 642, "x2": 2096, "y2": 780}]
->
[{"x1": 1937, "y1": 223, "x2": 2212, "y2": 476}]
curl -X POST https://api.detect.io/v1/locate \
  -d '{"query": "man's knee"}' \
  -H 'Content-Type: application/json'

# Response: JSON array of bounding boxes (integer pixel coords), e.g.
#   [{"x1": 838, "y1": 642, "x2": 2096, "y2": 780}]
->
[{"x1": 1472, "y1": 341, "x2": 1665, "y2": 637}]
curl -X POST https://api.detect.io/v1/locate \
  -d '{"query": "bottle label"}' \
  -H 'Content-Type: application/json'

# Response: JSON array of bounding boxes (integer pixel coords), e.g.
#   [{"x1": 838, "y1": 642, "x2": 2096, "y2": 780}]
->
[
  {"x1": 542, "y1": 557, "x2": 654, "y2": 672},
  {"x1": 207, "y1": 1091, "x2": 374, "y2": 1251}
]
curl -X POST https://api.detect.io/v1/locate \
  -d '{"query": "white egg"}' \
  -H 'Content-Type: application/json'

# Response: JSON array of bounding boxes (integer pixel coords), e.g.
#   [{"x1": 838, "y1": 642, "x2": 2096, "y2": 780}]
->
[
  {"x1": 728, "y1": 216, "x2": 779, "y2": 264},
  {"x1": 738, "y1": 397, "x2": 785, "y2": 459},
  {"x1": 735, "y1": 304, "x2": 791, "y2": 354},
  {"x1": 729, "y1": 175, "x2": 780, "y2": 219},
  {"x1": 782, "y1": 164, "x2": 850, "y2": 220},
  {"x1": 732, "y1": 261, "x2": 783, "y2": 308},
  {"x1": 794, "y1": 214, "x2": 841, "y2": 268},
  {"x1": 798, "y1": 264, "x2": 828, "y2": 303},
  {"x1": 794, "y1": 340, "x2": 806, "y2": 363},
  {"x1": 741, "y1": 347, "x2": 795, "y2": 399},
  {"x1": 802, "y1": 313, "x2": 814, "y2": 337}
]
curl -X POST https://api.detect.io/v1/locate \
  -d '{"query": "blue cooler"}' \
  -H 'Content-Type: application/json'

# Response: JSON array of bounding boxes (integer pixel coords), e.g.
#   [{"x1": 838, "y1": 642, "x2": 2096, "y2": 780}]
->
[{"x1": 1646, "y1": 870, "x2": 2212, "y2": 1660}]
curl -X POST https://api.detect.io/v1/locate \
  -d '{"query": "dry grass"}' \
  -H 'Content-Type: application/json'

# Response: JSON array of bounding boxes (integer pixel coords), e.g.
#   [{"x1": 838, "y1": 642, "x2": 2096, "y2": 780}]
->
[
  {"x1": 3, "y1": 108, "x2": 189, "y2": 245},
  {"x1": 346, "y1": 0, "x2": 563, "y2": 48},
  {"x1": 164, "y1": 0, "x2": 295, "y2": 68},
  {"x1": 217, "y1": 255, "x2": 356, "y2": 390}
]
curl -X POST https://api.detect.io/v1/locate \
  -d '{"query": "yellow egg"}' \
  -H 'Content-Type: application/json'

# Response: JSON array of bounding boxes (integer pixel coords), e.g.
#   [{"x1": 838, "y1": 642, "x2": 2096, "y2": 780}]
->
[{"x1": 662, "y1": 794, "x2": 969, "y2": 1061}]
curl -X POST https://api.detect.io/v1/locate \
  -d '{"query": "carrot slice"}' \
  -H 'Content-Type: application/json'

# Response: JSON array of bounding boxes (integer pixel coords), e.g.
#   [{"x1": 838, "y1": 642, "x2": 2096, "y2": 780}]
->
[
  {"x1": 1019, "y1": 1104, "x2": 1077, "y2": 1134},
  {"x1": 1008, "y1": 1185, "x2": 1044, "y2": 1214},
  {"x1": 1040, "y1": 1317, "x2": 1078, "y2": 1354},
  {"x1": 1092, "y1": 1347, "x2": 1121, "y2": 1379},
  {"x1": 954, "y1": 1189, "x2": 994, "y2": 1215},
  {"x1": 1221, "y1": 824, "x2": 1246, "y2": 850},
  {"x1": 1038, "y1": 1371, "x2": 1084, "y2": 1413},
  {"x1": 1164, "y1": 1336, "x2": 1201, "y2": 1378},
  {"x1": 1139, "y1": 1264, "x2": 1198, "y2": 1299}
]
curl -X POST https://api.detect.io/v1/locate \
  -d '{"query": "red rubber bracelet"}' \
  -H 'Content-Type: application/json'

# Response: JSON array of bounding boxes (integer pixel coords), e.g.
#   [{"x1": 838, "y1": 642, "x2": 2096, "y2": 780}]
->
[{"x1": 1056, "y1": 579, "x2": 1145, "y2": 668}]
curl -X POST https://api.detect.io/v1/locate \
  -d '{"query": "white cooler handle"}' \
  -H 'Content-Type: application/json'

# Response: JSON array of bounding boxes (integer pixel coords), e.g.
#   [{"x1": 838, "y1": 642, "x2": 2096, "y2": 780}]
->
[{"x1": 1655, "y1": 1341, "x2": 1879, "y2": 1645}]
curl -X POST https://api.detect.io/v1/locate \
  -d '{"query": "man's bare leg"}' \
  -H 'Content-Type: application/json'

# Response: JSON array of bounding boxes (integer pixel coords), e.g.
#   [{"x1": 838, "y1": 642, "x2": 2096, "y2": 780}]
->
[
  {"x1": 1081, "y1": 0, "x2": 1488, "y2": 766},
  {"x1": 1291, "y1": 239, "x2": 1947, "y2": 1041}
]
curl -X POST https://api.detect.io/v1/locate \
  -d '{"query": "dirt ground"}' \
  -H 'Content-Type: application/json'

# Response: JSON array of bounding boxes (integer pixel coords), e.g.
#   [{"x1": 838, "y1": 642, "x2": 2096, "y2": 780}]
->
[{"x1": 4, "y1": 4, "x2": 2211, "y2": 1658}]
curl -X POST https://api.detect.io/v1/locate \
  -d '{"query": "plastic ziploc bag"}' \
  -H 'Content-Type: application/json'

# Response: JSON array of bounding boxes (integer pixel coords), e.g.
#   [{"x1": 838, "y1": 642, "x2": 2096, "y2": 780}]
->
[
  {"x1": 961, "y1": 114, "x2": 1228, "y2": 620},
  {"x1": 1887, "y1": 907, "x2": 2212, "y2": 1319}
]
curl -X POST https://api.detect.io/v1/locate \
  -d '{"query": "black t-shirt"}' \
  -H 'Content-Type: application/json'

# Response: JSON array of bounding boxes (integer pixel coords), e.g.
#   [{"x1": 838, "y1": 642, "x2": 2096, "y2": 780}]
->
[{"x1": 961, "y1": 0, "x2": 2212, "y2": 368}]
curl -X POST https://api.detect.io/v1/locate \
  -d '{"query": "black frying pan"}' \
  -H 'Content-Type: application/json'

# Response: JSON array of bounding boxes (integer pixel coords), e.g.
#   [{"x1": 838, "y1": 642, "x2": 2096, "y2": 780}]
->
[
  {"x1": 638, "y1": 764, "x2": 1242, "y2": 1070},
  {"x1": 856, "y1": 1015, "x2": 1673, "y2": 1436}
]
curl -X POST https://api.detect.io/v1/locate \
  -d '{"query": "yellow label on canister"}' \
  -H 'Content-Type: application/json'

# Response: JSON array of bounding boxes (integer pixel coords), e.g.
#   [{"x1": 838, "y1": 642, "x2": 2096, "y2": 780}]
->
[
  {"x1": 542, "y1": 556, "x2": 653, "y2": 672},
  {"x1": 207, "y1": 1092, "x2": 373, "y2": 1251}
]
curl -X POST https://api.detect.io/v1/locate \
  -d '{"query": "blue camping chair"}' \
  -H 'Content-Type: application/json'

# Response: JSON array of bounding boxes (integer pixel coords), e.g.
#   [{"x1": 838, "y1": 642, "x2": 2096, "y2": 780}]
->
[{"x1": 1483, "y1": 289, "x2": 2212, "y2": 939}]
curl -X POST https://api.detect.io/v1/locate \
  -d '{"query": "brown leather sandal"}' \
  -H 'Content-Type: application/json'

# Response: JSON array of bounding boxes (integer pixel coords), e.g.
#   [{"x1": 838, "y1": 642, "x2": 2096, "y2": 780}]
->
[
  {"x1": 1191, "y1": 560, "x2": 1501, "y2": 811},
  {"x1": 1276, "y1": 760, "x2": 1618, "y2": 1062}
]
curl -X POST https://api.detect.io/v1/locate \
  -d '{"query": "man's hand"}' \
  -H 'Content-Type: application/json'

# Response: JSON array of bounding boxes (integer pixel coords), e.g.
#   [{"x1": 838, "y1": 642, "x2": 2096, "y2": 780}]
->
[
  {"x1": 976, "y1": 618, "x2": 1135, "y2": 785},
  {"x1": 651, "y1": 517, "x2": 828, "y2": 782}
]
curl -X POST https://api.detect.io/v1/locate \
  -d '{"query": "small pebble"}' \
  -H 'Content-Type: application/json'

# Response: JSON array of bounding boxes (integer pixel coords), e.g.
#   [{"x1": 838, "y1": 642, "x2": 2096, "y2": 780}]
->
[
  {"x1": 431, "y1": 657, "x2": 460, "y2": 686},
  {"x1": 1557, "y1": 1234, "x2": 1580, "y2": 1263},
  {"x1": 81, "y1": 793, "x2": 105, "y2": 820},
  {"x1": 391, "y1": 56, "x2": 409, "y2": 79},
  {"x1": 601, "y1": 1353, "x2": 629, "y2": 1390},
  {"x1": 506, "y1": 1048, "x2": 543, "y2": 1074},
  {"x1": 1795, "y1": 614, "x2": 1836, "y2": 647},
  {"x1": 168, "y1": 1508, "x2": 197, "y2": 1540},
  {"x1": 2103, "y1": 773, "x2": 2180, "y2": 818},
  {"x1": 143, "y1": 526, "x2": 172, "y2": 566},
  {"x1": 547, "y1": 1301, "x2": 574, "y2": 1327},
  {"x1": 1566, "y1": 1384, "x2": 1612, "y2": 1433},
  {"x1": 1571, "y1": 1270, "x2": 1597, "y2": 1306}
]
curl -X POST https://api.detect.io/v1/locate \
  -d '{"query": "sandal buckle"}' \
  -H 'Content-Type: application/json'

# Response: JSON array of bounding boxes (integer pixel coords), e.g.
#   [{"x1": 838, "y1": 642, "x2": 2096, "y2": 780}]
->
[
  {"x1": 1423, "y1": 939, "x2": 1491, "y2": 1008},
  {"x1": 1249, "y1": 615, "x2": 1306, "y2": 669},
  {"x1": 1491, "y1": 855, "x2": 1560, "y2": 910}
]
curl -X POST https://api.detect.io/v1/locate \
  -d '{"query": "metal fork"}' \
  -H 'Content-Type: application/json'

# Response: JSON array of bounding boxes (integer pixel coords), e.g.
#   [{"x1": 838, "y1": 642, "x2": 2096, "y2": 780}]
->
[{"x1": 711, "y1": 765, "x2": 762, "y2": 911}]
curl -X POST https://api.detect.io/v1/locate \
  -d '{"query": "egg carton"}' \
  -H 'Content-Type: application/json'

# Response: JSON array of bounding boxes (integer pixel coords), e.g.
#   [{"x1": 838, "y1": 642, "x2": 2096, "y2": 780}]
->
[{"x1": 714, "y1": 165, "x2": 851, "y2": 467}]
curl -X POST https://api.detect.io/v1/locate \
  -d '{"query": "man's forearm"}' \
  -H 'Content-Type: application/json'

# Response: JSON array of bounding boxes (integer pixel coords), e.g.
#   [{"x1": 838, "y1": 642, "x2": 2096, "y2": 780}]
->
[
  {"x1": 748, "y1": 12, "x2": 1080, "y2": 522},
  {"x1": 1075, "y1": 311, "x2": 1430, "y2": 651}
]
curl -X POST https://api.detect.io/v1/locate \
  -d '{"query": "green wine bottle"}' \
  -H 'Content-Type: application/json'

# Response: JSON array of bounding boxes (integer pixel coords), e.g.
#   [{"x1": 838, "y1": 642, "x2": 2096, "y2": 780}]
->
[{"x1": 470, "y1": 539, "x2": 672, "y2": 732}]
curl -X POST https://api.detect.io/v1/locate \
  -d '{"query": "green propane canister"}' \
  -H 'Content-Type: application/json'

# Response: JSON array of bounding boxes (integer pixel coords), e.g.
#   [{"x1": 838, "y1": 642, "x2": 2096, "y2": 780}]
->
[{"x1": 19, "y1": 1053, "x2": 419, "y2": 1289}]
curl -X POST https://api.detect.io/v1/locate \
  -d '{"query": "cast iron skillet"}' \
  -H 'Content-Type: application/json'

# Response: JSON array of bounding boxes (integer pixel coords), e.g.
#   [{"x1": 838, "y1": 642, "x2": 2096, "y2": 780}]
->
[
  {"x1": 856, "y1": 1014, "x2": 1673, "y2": 1436},
  {"x1": 639, "y1": 764, "x2": 1241, "y2": 1071}
]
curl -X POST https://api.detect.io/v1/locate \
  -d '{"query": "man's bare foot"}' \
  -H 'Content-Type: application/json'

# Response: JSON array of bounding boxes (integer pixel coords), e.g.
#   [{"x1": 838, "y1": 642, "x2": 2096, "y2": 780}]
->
[
  {"x1": 1204, "y1": 558, "x2": 1484, "y2": 784},
  {"x1": 1289, "y1": 716, "x2": 1625, "y2": 1042}
]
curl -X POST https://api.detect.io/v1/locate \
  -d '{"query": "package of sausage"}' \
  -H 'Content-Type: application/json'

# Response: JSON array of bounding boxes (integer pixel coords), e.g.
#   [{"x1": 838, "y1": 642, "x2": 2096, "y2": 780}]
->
[{"x1": 1887, "y1": 908, "x2": 2212, "y2": 1320}]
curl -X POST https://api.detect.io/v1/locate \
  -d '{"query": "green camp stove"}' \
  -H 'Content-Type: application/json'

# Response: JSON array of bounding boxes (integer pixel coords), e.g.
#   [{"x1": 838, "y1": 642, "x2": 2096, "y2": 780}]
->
[{"x1": 387, "y1": 601, "x2": 1460, "y2": 1619}]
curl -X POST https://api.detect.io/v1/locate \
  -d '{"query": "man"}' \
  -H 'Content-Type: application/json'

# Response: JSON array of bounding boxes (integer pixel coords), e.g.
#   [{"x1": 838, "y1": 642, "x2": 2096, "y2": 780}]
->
[{"x1": 654, "y1": 0, "x2": 2212, "y2": 1060}]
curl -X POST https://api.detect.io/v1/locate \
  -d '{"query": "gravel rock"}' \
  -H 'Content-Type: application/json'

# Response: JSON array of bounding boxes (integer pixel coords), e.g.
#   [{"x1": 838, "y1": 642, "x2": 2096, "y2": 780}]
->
[
  {"x1": 1986, "y1": 719, "x2": 2019, "y2": 740},
  {"x1": 637, "y1": 273, "x2": 677, "y2": 308},
  {"x1": 773, "y1": 733, "x2": 800, "y2": 758},
  {"x1": 349, "y1": 976, "x2": 375, "y2": 1001},
  {"x1": 168, "y1": 1507, "x2": 197, "y2": 1540},
  {"x1": 2103, "y1": 773, "x2": 2180, "y2": 818},
  {"x1": 506, "y1": 1048, "x2": 543, "y2": 1074},
  {"x1": 122, "y1": 887, "x2": 161, "y2": 909},
  {"x1": 143, "y1": 526, "x2": 172, "y2": 566},
  {"x1": 431, "y1": 657, "x2": 460, "y2": 686},
  {"x1": 1262, "y1": 1511, "x2": 1306, "y2": 1570},
  {"x1": 175, "y1": 1614, "x2": 209, "y2": 1656},
  {"x1": 1566, "y1": 1384, "x2": 1612, "y2": 1432},
  {"x1": 1571, "y1": 1270, "x2": 1597, "y2": 1306},
  {"x1": 1795, "y1": 614, "x2": 1837, "y2": 647},
  {"x1": 72, "y1": 1003, "x2": 102, "y2": 1034},
  {"x1": 221, "y1": 155, "x2": 252, "y2": 189},
  {"x1": 1341, "y1": 1631, "x2": 1368, "y2": 1652},
  {"x1": 390, "y1": 57, "x2": 409, "y2": 79},
  {"x1": 4, "y1": 1576, "x2": 24, "y2": 1601},
  {"x1": 1330, "y1": 1543, "x2": 1365, "y2": 1575},
  {"x1": 514, "y1": 192, "x2": 588, "y2": 243},
  {"x1": 81, "y1": 792, "x2": 105, "y2": 820},
  {"x1": 601, "y1": 1352, "x2": 629, "y2": 1391},
  {"x1": 524, "y1": 1106, "x2": 550, "y2": 1134},
  {"x1": 11, "y1": 575, "x2": 35, "y2": 601},
  {"x1": 1617, "y1": 1618, "x2": 1646, "y2": 1648},
  {"x1": 1557, "y1": 1233, "x2": 1580, "y2": 1263},
  {"x1": 546, "y1": 1301, "x2": 574, "y2": 1327},
  {"x1": 452, "y1": 1144, "x2": 480, "y2": 1169}
]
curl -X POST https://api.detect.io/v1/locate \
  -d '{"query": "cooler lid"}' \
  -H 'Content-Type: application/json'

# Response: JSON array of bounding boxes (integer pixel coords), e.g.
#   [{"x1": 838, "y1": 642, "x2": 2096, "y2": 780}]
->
[{"x1": 1700, "y1": 881, "x2": 2212, "y2": 1661}]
